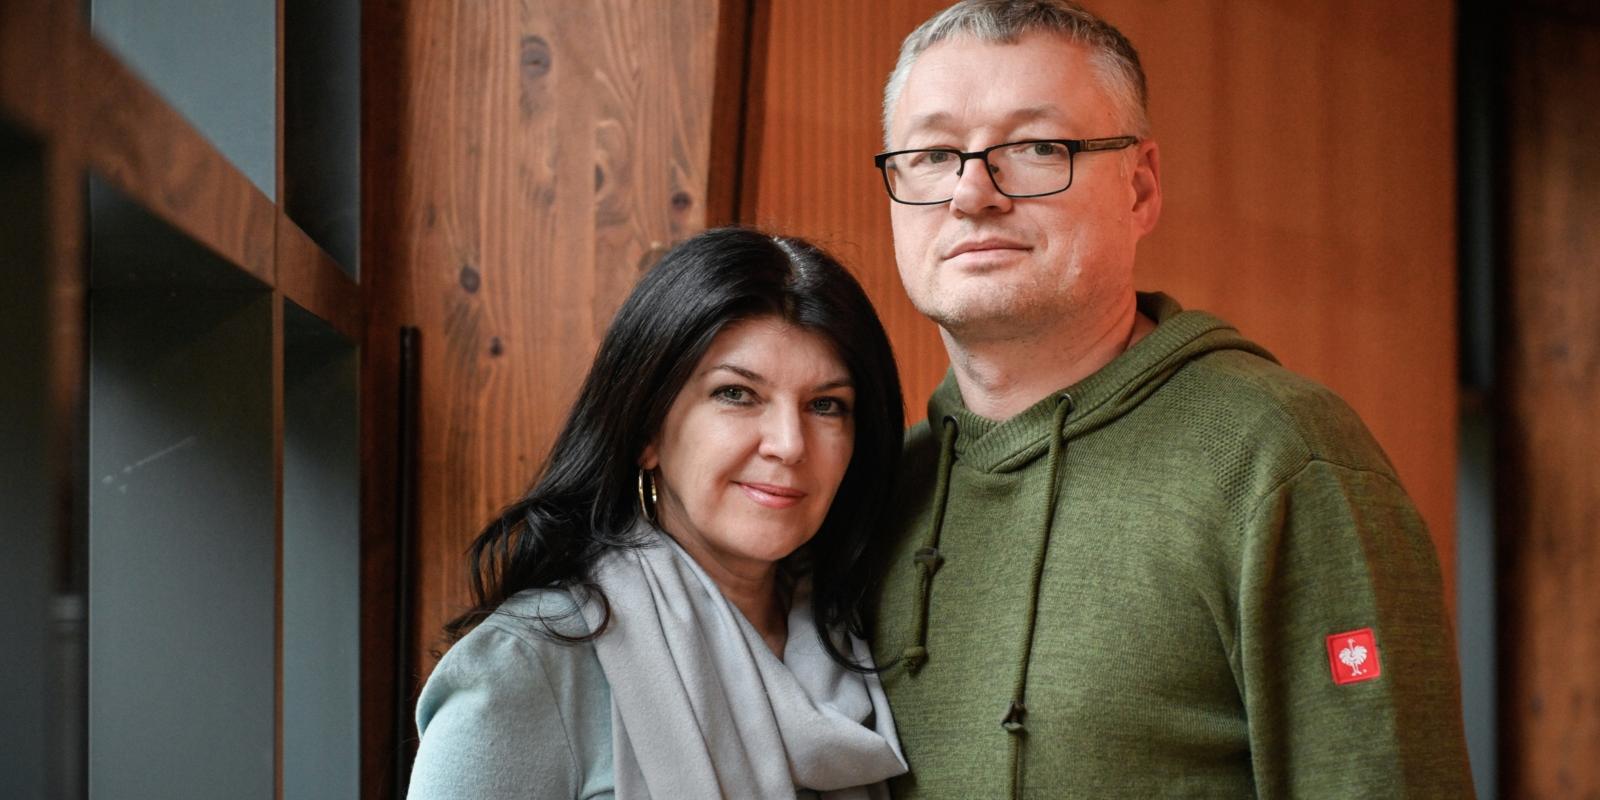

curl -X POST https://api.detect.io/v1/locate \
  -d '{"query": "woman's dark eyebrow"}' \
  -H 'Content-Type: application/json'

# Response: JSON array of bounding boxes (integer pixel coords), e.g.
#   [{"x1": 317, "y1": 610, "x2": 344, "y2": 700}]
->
[
  {"x1": 710, "y1": 363, "x2": 764, "y2": 383},
  {"x1": 709, "y1": 364, "x2": 853, "y2": 393}
]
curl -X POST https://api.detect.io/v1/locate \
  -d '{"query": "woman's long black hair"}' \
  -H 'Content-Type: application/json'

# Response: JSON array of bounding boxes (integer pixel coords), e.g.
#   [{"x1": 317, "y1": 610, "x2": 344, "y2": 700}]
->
[{"x1": 444, "y1": 227, "x2": 904, "y2": 668}]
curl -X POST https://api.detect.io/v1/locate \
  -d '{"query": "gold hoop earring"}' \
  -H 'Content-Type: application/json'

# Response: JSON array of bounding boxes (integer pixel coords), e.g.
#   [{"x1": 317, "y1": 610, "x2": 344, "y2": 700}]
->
[{"x1": 637, "y1": 469, "x2": 658, "y2": 524}]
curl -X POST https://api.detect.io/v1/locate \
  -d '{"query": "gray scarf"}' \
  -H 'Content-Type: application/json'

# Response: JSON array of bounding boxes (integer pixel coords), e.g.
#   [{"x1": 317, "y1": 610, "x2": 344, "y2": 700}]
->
[{"x1": 581, "y1": 529, "x2": 907, "y2": 799}]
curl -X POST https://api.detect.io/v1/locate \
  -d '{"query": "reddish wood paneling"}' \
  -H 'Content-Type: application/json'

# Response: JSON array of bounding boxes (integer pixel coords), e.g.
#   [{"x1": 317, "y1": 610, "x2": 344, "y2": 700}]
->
[
  {"x1": 362, "y1": 4, "x2": 732, "y2": 763},
  {"x1": 1499, "y1": 9, "x2": 1600, "y2": 796},
  {"x1": 742, "y1": 0, "x2": 1458, "y2": 592}
]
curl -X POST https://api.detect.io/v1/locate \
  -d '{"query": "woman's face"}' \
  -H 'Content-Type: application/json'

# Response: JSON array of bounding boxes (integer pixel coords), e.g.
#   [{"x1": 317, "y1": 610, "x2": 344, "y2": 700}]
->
[{"x1": 641, "y1": 316, "x2": 856, "y2": 579}]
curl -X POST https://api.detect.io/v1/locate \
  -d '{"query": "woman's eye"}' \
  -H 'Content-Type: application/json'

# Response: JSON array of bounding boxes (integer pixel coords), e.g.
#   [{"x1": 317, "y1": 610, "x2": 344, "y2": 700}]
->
[
  {"x1": 810, "y1": 397, "x2": 851, "y2": 417},
  {"x1": 712, "y1": 385, "x2": 753, "y2": 405}
]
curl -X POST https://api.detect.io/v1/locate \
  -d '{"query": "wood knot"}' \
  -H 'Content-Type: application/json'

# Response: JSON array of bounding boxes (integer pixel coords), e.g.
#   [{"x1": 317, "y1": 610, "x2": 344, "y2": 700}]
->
[
  {"x1": 670, "y1": 191, "x2": 693, "y2": 212},
  {"x1": 459, "y1": 264, "x2": 481, "y2": 294},
  {"x1": 520, "y1": 36, "x2": 552, "y2": 79},
  {"x1": 489, "y1": 337, "x2": 504, "y2": 357}
]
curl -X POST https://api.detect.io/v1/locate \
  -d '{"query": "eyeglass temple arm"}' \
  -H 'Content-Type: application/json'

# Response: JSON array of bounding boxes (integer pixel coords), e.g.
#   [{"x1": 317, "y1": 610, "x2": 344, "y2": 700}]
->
[{"x1": 1077, "y1": 136, "x2": 1141, "y2": 152}]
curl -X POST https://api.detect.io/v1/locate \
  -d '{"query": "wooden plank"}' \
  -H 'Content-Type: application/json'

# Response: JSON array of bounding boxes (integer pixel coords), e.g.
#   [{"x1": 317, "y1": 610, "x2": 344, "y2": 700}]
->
[
  {"x1": 360, "y1": 0, "x2": 727, "y2": 721},
  {"x1": 278, "y1": 214, "x2": 363, "y2": 342},
  {"x1": 1499, "y1": 10, "x2": 1600, "y2": 797},
  {"x1": 742, "y1": 0, "x2": 1459, "y2": 596},
  {"x1": 78, "y1": 33, "x2": 277, "y2": 285}
]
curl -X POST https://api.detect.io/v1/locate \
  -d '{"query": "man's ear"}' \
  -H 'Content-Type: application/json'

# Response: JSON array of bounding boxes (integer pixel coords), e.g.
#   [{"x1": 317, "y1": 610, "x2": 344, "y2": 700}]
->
[{"x1": 1129, "y1": 139, "x2": 1162, "y2": 238}]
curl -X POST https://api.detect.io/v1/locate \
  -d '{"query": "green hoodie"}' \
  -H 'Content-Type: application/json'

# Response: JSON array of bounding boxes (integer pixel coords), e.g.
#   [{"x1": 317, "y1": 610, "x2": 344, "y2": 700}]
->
[{"x1": 872, "y1": 293, "x2": 1472, "y2": 798}]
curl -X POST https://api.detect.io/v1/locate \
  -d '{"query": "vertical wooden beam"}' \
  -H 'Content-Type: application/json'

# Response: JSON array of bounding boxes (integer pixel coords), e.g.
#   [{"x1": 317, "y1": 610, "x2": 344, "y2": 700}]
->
[
  {"x1": 358, "y1": 0, "x2": 404, "y2": 793},
  {"x1": 706, "y1": 0, "x2": 754, "y2": 226},
  {"x1": 0, "y1": 0, "x2": 76, "y2": 138},
  {"x1": 1498, "y1": 5, "x2": 1600, "y2": 796},
  {"x1": 271, "y1": 290, "x2": 286, "y2": 800},
  {"x1": 28, "y1": 4, "x2": 91, "y2": 794},
  {"x1": 45, "y1": 112, "x2": 89, "y2": 800}
]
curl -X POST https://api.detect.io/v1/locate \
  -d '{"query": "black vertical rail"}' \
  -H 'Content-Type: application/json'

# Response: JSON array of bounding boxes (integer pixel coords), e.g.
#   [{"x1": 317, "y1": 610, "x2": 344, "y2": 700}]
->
[
  {"x1": 392, "y1": 326, "x2": 420, "y2": 797},
  {"x1": 1456, "y1": 1, "x2": 1502, "y2": 795}
]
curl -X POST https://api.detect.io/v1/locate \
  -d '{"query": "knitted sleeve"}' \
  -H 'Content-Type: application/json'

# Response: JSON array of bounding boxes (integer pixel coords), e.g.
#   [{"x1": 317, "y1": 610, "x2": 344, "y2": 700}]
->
[
  {"x1": 408, "y1": 619, "x2": 611, "y2": 800},
  {"x1": 1235, "y1": 458, "x2": 1475, "y2": 798}
]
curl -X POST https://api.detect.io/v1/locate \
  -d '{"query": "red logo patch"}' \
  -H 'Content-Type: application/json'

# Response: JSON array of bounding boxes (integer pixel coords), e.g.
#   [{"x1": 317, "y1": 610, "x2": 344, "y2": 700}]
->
[{"x1": 1326, "y1": 628, "x2": 1381, "y2": 685}]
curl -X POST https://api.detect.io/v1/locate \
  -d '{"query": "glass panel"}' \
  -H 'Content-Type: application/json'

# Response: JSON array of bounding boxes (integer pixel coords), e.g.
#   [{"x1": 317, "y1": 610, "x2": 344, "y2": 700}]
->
[
  {"x1": 283, "y1": 301, "x2": 361, "y2": 799},
  {"x1": 87, "y1": 176, "x2": 275, "y2": 800},
  {"x1": 284, "y1": 0, "x2": 361, "y2": 277}
]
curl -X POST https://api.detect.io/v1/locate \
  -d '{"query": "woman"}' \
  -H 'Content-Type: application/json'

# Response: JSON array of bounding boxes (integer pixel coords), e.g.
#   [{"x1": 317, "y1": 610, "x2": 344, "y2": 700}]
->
[{"x1": 408, "y1": 228, "x2": 908, "y2": 799}]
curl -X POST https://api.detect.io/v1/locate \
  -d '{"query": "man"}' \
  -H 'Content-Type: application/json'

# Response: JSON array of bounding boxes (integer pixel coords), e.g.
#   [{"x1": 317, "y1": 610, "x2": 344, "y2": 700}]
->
[{"x1": 868, "y1": 1, "x2": 1474, "y2": 797}]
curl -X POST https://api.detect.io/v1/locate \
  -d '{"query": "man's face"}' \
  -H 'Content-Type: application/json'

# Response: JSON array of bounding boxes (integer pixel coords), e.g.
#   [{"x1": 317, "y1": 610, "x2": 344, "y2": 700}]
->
[{"x1": 887, "y1": 33, "x2": 1159, "y2": 340}]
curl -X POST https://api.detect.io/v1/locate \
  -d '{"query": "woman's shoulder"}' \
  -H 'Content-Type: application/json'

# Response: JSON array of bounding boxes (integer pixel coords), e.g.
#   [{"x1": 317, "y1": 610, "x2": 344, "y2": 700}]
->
[
  {"x1": 420, "y1": 588, "x2": 607, "y2": 726},
  {"x1": 411, "y1": 589, "x2": 614, "y2": 798},
  {"x1": 481, "y1": 586, "x2": 596, "y2": 644}
]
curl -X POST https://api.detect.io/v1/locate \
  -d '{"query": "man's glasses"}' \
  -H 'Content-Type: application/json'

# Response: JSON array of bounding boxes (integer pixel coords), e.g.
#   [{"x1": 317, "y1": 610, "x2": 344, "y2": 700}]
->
[{"x1": 873, "y1": 136, "x2": 1139, "y2": 205}]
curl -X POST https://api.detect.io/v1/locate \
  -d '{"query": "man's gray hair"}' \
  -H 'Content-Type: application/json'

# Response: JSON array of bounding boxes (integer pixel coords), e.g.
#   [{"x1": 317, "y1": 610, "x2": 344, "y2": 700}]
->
[{"x1": 881, "y1": 0, "x2": 1150, "y2": 145}]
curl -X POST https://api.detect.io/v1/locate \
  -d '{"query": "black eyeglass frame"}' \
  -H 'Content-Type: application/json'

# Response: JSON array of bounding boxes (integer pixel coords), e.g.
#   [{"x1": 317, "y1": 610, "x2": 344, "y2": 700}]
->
[{"x1": 872, "y1": 136, "x2": 1141, "y2": 205}]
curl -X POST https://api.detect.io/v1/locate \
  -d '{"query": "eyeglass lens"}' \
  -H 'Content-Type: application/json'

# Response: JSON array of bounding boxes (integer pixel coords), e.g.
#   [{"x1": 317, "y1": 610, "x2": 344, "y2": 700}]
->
[{"x1": 883, "y1": 141, "x2": 1073, "y2": 203}]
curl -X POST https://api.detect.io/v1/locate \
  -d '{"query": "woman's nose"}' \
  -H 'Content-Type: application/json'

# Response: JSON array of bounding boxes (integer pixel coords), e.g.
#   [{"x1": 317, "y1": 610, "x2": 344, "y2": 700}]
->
[{"x1": 757, "y1": 407, "x2": 806, "y2": 464}]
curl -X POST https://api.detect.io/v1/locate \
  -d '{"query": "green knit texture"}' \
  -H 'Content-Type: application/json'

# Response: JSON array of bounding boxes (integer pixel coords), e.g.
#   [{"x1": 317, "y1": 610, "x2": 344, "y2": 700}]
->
[{"x1": 872, "y1": 293, "x2": 1473, "y2": 798}]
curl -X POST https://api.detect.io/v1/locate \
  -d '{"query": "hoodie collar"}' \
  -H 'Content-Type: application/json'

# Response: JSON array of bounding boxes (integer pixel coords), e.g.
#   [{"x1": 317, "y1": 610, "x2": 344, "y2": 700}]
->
[{"x1": 926, "y1": 292, "x2": 1277, "y2": 473}]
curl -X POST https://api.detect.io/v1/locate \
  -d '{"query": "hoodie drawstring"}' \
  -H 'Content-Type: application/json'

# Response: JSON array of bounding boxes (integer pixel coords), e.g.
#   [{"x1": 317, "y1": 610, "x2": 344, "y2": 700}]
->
[
  {"x1": 901, "y1": 416, "x2": 958, "y2": 673},
  {"x1": 1005, "y1": 392, "x2": 1074, "y2": 800}
]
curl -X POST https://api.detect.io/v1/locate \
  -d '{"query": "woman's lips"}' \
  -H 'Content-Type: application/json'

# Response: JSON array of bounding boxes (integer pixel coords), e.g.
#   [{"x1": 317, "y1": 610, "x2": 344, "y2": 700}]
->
[{"x1": 737, "y1": 482, "x2": 806, "y2": 509}]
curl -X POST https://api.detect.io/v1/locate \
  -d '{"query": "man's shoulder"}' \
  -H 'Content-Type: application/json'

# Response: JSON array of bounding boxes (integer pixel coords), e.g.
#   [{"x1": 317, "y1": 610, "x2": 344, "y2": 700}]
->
[{"x1": 1162, "y1": 348, "x2": 1399, "y2": 478}]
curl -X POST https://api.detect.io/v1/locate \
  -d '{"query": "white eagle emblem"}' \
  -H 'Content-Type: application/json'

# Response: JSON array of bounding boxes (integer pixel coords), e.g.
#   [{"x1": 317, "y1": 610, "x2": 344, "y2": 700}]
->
[{"x1": 1338, "y1": 638, "x2": 1369, "y2": 676}]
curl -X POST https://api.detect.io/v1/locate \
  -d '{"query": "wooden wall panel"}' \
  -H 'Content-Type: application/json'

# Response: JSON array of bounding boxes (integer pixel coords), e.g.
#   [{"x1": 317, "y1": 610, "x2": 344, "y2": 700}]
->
[
  {"x1": 363, "y1": 1, "x2": 730, "y2": 766},
  {"x1": 1499, "y1": 7, "x2": 1600, "y2": 796},
  {"x1": 742, "y1": 0, "x2": 1458, "y2": 591}
]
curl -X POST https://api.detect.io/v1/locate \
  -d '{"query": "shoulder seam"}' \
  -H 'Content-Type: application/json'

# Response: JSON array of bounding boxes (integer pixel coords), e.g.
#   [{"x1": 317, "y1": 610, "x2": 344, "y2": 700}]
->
[{"x1": 1244, "y1": 456, "x2": 1409, "y2": 523}]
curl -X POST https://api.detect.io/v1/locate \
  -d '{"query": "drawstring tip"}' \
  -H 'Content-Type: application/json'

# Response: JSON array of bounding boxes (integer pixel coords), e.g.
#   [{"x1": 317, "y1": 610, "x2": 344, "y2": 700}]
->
[
  {"x1": 1001, "y1": 700, "x2": 1027, "y2": 734},
  {"x1": 902, "y1": 645, "x2": 928, "y2": 673}
]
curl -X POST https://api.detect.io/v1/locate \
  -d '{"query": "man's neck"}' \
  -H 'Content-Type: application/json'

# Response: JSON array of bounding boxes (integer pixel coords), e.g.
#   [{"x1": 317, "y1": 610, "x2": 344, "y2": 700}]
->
[{"x1": 944, "y1": 296, "x2": 1155, "y2": 421}]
